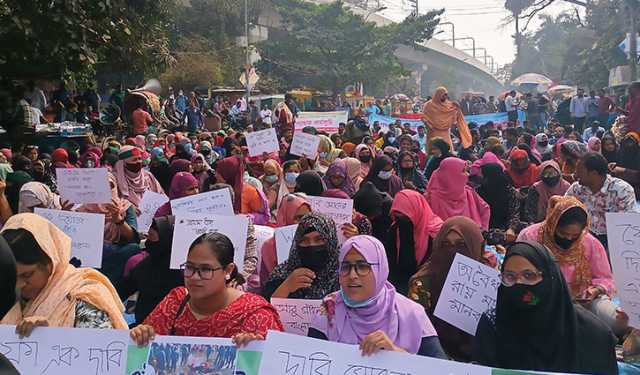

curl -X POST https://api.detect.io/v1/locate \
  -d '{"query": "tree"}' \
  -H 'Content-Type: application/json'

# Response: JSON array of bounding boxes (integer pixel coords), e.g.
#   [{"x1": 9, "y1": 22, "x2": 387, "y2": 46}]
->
[{"x1": 256, "y1": 0, "x2": 442, "y2": 96}]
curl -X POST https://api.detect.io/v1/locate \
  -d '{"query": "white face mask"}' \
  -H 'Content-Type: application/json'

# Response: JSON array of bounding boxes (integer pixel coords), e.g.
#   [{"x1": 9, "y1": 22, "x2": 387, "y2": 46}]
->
[{"x1": 378, "y1": 170, "x2": 392, "y2": 180}]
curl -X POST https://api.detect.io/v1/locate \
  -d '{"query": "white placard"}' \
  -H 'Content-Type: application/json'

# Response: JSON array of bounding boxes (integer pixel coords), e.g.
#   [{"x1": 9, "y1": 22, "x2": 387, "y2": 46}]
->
[
  {"x1": 433, "y1": 253, "x2": 501, "y2": 335},
  {"x1": 290, "y1": 132, "x2": 321, "y2": 159},
  {"x1": 275, "y1": 224, "x2": 298, "y2": 264},
  {"x1": 294, "y1": 111, "x2": 348, "y2": 133},
  {"x1": 606, "y1": 212, "x2": 640, "y2": 327},
  {"x1": 246, "y1": 128, "x2": 279, "y2": 157},
  {"x1": 136, "y1": 191, "x2": 169, "y2": 233},
  {"x1": 0, "y1": 325, "x2": 128, "y2": 375},
  {"x1": 170, "y1": 189, "x2": 234, "y2": 217},
  {"x1": 254, "y1": 225, "x2": 275, "y2": 265},
  {"x1": 259, "y1": 330, "x2": 492, "y2": 375},
  {"x1": 308, "y1": 196, "x2": 353, "y2": 243},
  {"x1": 271, "y1": 298, "x2": 323, "y2": 336},
  {"x1": 170, "y1": 214, "x2": 249, "y2": 271},
  {"x1": 56, "y1": 168, "x2": 111, "y2": 204},
  {"x1": 34, "y1": 208, "x2": 105, "y2": 268}
]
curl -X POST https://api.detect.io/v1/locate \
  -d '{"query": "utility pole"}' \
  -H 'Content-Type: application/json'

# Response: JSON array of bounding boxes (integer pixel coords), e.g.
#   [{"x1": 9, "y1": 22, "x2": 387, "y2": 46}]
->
[{"x1": 628, "y1": 0, "x2": 638, "y2": 80}]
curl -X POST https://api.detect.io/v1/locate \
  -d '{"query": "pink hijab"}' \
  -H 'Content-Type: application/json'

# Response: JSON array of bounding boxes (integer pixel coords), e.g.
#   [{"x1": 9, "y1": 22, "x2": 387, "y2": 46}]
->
[
  {"x1": 470, "y1": 151, "x2": 505, "y2": 177},
  {"x1": 425, "y1": 157, "x2": 491, "y2": 230},
  {"x1": 587, "y1": 137, "x2": 602, "y2": 153},
  {"x1": 311, "y1": 235, "x2": 437, "y2": 354},
  {"x1": 532, "y1": 160, "x2": 571, "y2": 222},
  {"x1": 354, "y1": 144, "x2": 372, "y2": 178}
]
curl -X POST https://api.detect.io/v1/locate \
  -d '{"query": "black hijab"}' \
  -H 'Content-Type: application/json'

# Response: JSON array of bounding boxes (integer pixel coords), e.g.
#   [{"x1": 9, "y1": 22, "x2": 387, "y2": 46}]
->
[
  {"x1": 294, "y1": 170, "x2": 325, "y2": 197},
  {"x1": 474, "y1": 241, "x2": 618, "y2": 374},
  {"x1": 424, "y1": 138, "x2": 451, "y2": 180},
  {"x1": 0, "y1": 235, "x2": 16, "y2": 318},
  {"x1": 618, "y1": 133, "x2": 640, "y2": 171},
  {"x1": 601, "y1": 133, "x2": 619, "y2": 164},
  {"x1": 477, "y1": 163, "x2": 512, "y2": 230},
  {"x1": 364, "y1": 155, "x2": 403, "y2": 195},
  {"x1": 353, "y1": 181, "x2": 393, "y2": 244}
]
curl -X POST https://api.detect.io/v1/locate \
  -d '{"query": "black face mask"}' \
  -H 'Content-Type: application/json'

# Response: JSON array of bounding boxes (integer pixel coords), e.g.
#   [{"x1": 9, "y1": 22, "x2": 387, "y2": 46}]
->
[
  {"x1": 541, "y1": 175, "x2": 560, "y2": 187},
  {"x1": 126, "y1": 162, "x2": 143, "y2": 173},
  {"x1": 502, "y1": 283, "x2": 544, "y2": 310},
  {"x1": 298, "y1": 244, "x2": 327, "y2": 272},
  {"x1": 554, "y1": 233, "x2": 576, "y2": 250},
  {"x1": 359, "y1": 155, "x2": 371, "y2": 163}
]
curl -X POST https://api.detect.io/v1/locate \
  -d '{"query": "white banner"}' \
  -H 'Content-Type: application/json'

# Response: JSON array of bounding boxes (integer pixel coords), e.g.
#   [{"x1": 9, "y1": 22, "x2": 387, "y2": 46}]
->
[
  {"x1": 56, "y1": 168, "x2": 111, "y2": 204},
  {"x1": 246, "y1": 128, "x2": 279, "y2": 157},
  {"x1": 295, "y1": 111, "x2": 348, "y2": 133}
]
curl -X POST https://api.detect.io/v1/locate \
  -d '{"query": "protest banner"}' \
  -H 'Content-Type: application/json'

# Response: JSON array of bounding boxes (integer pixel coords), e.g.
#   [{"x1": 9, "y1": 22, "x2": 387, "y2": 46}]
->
[
  {"x1": 136, "y1": 191, "x2": 169, "y2": 233},
  {"x1": 259, "y1": 330, "x2": 492, "y2": 375},
  {"x1": 606, "y1": 213, "x2": 640, "y2": 327},
  {"x1": 235, "y1": 342, "x2": 265, "y2": 375},
  {"x1": 295, "y1": 111, "x2": 348, "y2": 133},
  {"x1": 275, "y1": 224, "x2": 298, "y2": 264},
  {"x1": 307, "y1": 196, "x2": 353, "y2": 243},
  {"x1": 246, "y1": 128, "x2": 279, "y2": 157},
  {"x1": 34, "y1": 208, "x2": 105, "y2": 268},
  {"x1": 0, "y1": 325, "x2": 128, "y2": 375},
  {"x1": 289, "y1": 132, "x2": 321, "y2": 159},
  {"x1": 434, "y1": 253, "x2": 501, "y2": 335},
  {"x1": 368, "y1": 110, "x2": 526, "y2": 133},
  {"x1": 254, "y1": 225, "x2": 275, "y2": 266},
  {"x1": 170, "y1": 214, "x2": 249, "y2": 271},
  {"x1": 271, "y1": 298, "x2": 323, "y2": 336},
  {"x1": 171, "y1": 189, "x2": 234, "y2": 217},
  {"x1": 56, "y1": 168, "x2": 111, "y2": 204}
]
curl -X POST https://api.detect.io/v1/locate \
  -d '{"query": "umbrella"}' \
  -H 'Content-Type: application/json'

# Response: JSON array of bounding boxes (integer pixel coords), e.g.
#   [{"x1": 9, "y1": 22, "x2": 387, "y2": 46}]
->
[
  {"x1": 511, "y1": 73, "x2": 553, "y2": 86},
  {"x1": 547, "y1": 85, "x2": 576, "y2": 96}
]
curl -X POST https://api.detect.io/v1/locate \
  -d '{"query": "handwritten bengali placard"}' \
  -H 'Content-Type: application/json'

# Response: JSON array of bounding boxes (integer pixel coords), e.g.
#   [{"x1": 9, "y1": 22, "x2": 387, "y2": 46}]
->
[
  {"x1": 136, "y1": 191, "x2": 169, "y2": 233},
  {"x1": 433, "y1": 253, "x2": 501, "y2": 335},
  {"x1": 294, "y1": 111, "x2": 347, "y2": 133},
  {"x1": 307, "y1": 196, "x2": 353, "y2": 243},
  {"x1": 606, "y1": 212, "x2": 640, "y2": 327},
  {"x1": 289, "y1": 132, "x2": 321, "y2": 159},
  {"x1": 271, "y1": 298, "x2": 323, "y2": 336},
  {"x1": 34, "y1": 208, "x2": 105, "y2": 268},
  {"x1": 274, "y1": 224, "x2": 298, "y2": 264},
  {"x1": 170, "y1": 189, "x2": 234, "y2": 217},
  {"x1": 170, "y1": 213, "x2": 249, "y2": 271},
  {"x1": 0, "y1": 325, "x2": 128, "y2": 375},
  {"x1": 246, "y1": 128, "x2": 279, "y2": 157},
  {"x1": 56, "y1": 168, "x2": 111, "y2": 204}
]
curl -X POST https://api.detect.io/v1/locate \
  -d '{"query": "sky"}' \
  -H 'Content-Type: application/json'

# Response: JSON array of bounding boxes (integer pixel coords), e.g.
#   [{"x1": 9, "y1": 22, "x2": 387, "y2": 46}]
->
[{"x1": 373, "y1": 0, "x2": 581, "y2": 67}]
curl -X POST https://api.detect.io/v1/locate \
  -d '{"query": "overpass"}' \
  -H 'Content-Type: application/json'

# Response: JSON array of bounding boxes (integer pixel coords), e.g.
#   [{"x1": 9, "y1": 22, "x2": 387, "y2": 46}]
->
[{"x1": 255, "y1": 0, "x2": 504, "y2": 97}]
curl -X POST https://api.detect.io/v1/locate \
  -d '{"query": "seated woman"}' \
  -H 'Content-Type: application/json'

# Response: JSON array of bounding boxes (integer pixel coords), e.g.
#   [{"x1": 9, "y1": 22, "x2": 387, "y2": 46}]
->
[
  {"x1": 354, "y1": 144, "x2": 374, "y2": 179},
  {"x1": 559, "y1": 140, "x2": 587, "y2": 183},
  {"x1": 408, "y1": 216, "x2": 496, "y2": 361},
  {"x1": 425, "y1": 157, "x2": 490, "y2": 230},
  {"x1": 0, "y1": 235, "x2": 15, "y2": 318},
  {"x1": 295, "y1": 170, "x2": 325, "y2": 197},
  {"x1": 260, "y1": 159, "x2": 283, "y2": 211},
  {"x1": 396, "y1": 151, "x2": 426, "y2": 193},
  {"x1": 353, "y1": 182, "x2": 393, "y2": 245},
  {"x1": 344, "y1": 157, "x2": 363, "y2": 191},
  {"x1": 0, "y1": 214, "x2": 127, "y2": 335},
  {"x1": 387, "y1": 190, "x2": 443, "y2": 295},
  {"x1": 523, "y1": 160, "x2": 570, "y2": 223},
  {"x1": 263, "y1": 213, "x2": 340, "y2": 300},
  {"x1": 517, "y1": 196, "x2": 618, "y2": 329},
  {"x1": 507, "y1": 149, "x2": 539, "y2": 189},
  {"x1": 322, "y1": 159, "x2": 356, "y2": 197},
  {"x1": 130, "y1": 232, "x2": 283, "y2": 345},
  {"x1": 309, "y1": 235, "x2": 446, "y2": 358},
  {"x1": 363, "y1": 155, "x2": 403, "y2": 198},
  {"x1": 154, "y1": 172, "x2": 198, "y2": 217},
  {"x1": 117, "y1": 216, "x2": 183, "y2": 325},
  {"x1": 17, "y1": 181, "x2": 72, "y2": 213},
  {"x1": 473, "y1": 241, "x2": 618, "y2": 375},
  {"x1": 215, "y1": 156, "x2": 269, "y2": 224},
  {"x1": 423, "y1": 137, "x2": 452, "y2": 180}
]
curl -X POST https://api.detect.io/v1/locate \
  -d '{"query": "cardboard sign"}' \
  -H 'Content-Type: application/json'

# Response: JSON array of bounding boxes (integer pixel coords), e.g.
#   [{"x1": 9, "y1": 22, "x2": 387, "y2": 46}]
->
[
  {"x1": 136, "y1": 191, "x2": 169, "y2": 233},
  {"x1": 56, "y1": 168, "x2": 111, "y2": 204},
  {"x1": 170, "y1": 189, "x2": 234, "y2": 217},
  {"x1": 270, "y1": 298, "x2": 323, "y2": 336},
  {"x1": 307, "y1": 196, "x2": 353, "y2": 243},
  {"x1": 246, "y1": 128, "x2": 279, "y2": 157},
  {"x1": 274, "y1": 224, "x2": 298, "y2": 264},
  {"x1": 290, "y1": 132, "x2": 320, "y2": 159}
]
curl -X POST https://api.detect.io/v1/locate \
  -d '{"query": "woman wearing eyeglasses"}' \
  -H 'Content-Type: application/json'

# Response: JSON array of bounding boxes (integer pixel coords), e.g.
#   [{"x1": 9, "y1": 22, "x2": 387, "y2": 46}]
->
[
  {"x1": 473, "y1": 241, "x2": 618, "y2": 375},
  {"x1": 308, "y1": 235, "x2": 447, "y2": 358},
  {"x1": 130, "y1": 232, "x2": 283, "y2": 347}
]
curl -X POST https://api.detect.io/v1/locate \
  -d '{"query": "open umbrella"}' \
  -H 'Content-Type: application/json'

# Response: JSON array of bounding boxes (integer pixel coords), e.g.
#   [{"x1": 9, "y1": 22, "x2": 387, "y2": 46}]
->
[
  {"x1": 547, "y1": 85, "x2": 576, "y2": 96},
  {"x1": 511, "y1": 73, "x2": 553, "y2": 86}
]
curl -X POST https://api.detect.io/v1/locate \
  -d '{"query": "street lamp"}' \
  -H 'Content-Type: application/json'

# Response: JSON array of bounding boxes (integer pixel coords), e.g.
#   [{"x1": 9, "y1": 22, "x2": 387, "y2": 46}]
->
[
  {"x1": 461, "y1": 47, "x2": 487, "y2": 65},
  {"x1": 442, "y1": 37, "x2": 476, "y2": 57},
  {"x1": 438, "y1": 22, "x2": 455, "y2": 48},
  {"x1": 364, "y1": 6, "x2": 388, "y2": 21}
]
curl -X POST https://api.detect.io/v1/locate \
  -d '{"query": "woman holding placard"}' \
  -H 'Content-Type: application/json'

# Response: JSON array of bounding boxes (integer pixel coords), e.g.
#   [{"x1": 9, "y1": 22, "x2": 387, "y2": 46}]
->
[
  {"x1": 308, "y1": 235, "x2": 447, "y2": 358},
  {"x1": 129, "y1": 232, "x2": 283, "y2": 346},
  {"x1": 0, "y1": 213, "x2": 128, "y2": 335},
  {"x1": 473, "y1": 241, "x2": 618, "y2": 375}
]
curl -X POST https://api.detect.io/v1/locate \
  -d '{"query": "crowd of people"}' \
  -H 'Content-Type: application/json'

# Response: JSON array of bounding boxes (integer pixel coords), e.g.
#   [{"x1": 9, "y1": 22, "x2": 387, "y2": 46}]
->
[{"x1": 1, "y1": 81, "x2": 640, "y2": 375}]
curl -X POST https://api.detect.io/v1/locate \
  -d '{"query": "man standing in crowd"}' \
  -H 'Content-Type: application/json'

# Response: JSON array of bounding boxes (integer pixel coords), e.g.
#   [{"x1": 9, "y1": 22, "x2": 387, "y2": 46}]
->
[
  {"x1": 597, "y1": 89, "x2": 615, "y2": 128},
  {"x1": 570, "y1": 88, "x2": 588, "y2": 133},
  {"x1": 131, "y1": 105, "x2": 153, "y2": 136},
  {"x1": 260, "y1": 105, "x2": 272, "y2": 127},
  {"x1": 413, "y1": 125, "x2": 427, "y2": 152},
  {"x1": 182, "y1": 100, "x2": 203, "y2": 133},
  {"x1": 486, "y1": 95, "x2": 498, "y2": 113},
  {"x1": 175, "y1": 90, "x2": 188, "y2": 114},
  {"x1": 27, "y1": 81, "x2": 47, "y2": 112},
  {"x1": 505, "y1": 90, "x2": 519, "y2": 124}
]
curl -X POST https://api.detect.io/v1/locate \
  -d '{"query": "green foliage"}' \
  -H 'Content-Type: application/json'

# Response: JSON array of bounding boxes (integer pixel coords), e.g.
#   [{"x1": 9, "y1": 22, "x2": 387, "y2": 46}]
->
[{"x1": 256, "y1": 0, "x2": 442, "y2": 95}]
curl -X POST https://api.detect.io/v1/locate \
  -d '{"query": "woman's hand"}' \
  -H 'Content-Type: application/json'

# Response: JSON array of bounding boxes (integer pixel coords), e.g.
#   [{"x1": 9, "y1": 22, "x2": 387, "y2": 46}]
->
[
  {"x1": 284, "y1": 268, "x2": 316, "y2": 293},
  {"x1": 16, "y1": 316, "x2": 49, "y2": 338},
  {"x1": 232, "y1": 332, "x2": 265, "y2": 347},
  {"x1": 341, "y1": 223, "x2": 359, "y2": 239},
  {"x1": 359, "y1": 330, "x2": 404, "y2": 356},
  {"x1": 130, "y1": 324, "x2": 155, "y2": 347},
  {"x1": 107, "y1": 201, "x2": 124, "y2": 224},
  {"x1": 60, "y1": 199, "x2": 74, "y2": 211}
]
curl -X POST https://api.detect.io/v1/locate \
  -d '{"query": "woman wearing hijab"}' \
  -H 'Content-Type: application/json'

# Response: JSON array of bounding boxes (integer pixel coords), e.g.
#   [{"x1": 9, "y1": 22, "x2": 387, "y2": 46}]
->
[
  {"x1": 421, "y1": 87, "x2": 472, "y2": 150},
  {"x1": 322, "y1": 159, "x2": 356, "y2": 197},
  {"x1": 114, "y1": 146, "x2": 164, "y2": 208},
  {"x1": 154, "y1": 172, "x2": 199, "y2": 218},
  {"x1": 344, "y1": 157, "x2": 363, "y2": 191},
  {"x1": 191, "y1": 153, "x2": 211, "y2": 191},
  {"x1": 534, "y1": 133, "x2": 553, "y2": 157},
  {"x1": 263, "y1": 213, "x2": 340, "y2": 300},
  {"x1": 426, "y1": 157, "x2": 490, "y2": 230},
  {"x1": 517, "y1": 196, "x2": 618, "y2": 328},
  {"x1": 363, "y1": 155, "x2": 403, "y2": 198},
  {"x1": 559, "y1": 140, "x2": 587, "y2": 183},
  {"x1": 477, "y1": 163, "x2": 524, "y2": 245},
  {"x1": 116, "y1": 216, "x2": 183, "y2": 325},
  {"x1": 396, "y1": 151, "x2": 426, "y2": 193},
  {"x1": 523, "y1": 160, "x2": 571, "y2": 223},
  {"x1": 259, "y1": 194, "x2": 311, "y2": 288},
  {"x1": 353, "y1": 182, "x2": 394, "y2": 245},
  {"x1": 317, "y1": 135, "x2": 335, "y2": 173},
  {"x1": 408, "y1": 216, "x2": 495, "y2": 361},
  {"x1": 0, "y1": 235, "x2": 16, "y2": 318},
  {"x1": 601, "y1": 132, "x2": 619, "y2": 163},
  {"x1": 507, "y1": 149, "x2": 540, "y2": 189},
  {"x1": 214, "y1": 156, "x2": 248, "y2": 213},
  {"x1": 260, "y1": 159, "x2": 283, "y2": 211},
  {"x1": 51, "y1": 148, "x2": 74, "y2": 169},
  {"x1": 342, "y1": 142, "x2": 356, "y2": 157},
  {"x1": 6, "y1": 157, "x2": 33, "y2": 214},
  {"x1": 79, "y1": 150, "x2": 101, "y2": 168},
  {"x1": 294, "y1": 170, "x2": 325, "y2": 197},
  {"x1": 587, "y1": 136, "x2": 602, "y2": 153},
  {"x1": 354, "y1": 144, "x2": 373, "y2": 178},
  {"x1": 308, "y1": 235, "x2": 446, "y2": 358},
  {"x1": 18, "y1": 182, "x2": 64, "y2": 213},
  {"x1": 387, "y1": 190, "x2": 443, "y2": 295},
  {"x1": 423, "y1": 137, "x2": 452, "y2": 180},
  {"x1": 609, "y1": 132, "x2": 640, "y2": 198},
  {"x1": 473, "y1": 241, "x2": 618, "y2": 375},
  {"x1": 0, "y1": 214, "x2": 127, "y2": 335}
]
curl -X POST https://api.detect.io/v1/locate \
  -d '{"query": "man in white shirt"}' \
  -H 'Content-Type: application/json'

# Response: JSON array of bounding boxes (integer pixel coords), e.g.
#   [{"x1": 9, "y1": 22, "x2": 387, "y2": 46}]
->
[
  {"x1": 27, "y1": 81, "x2": 47, "y2": 112},
  {"x1": 412, "y1": 125, "x2": 427, "y2": 152},
  {"x1": 570, "y1": 88, "x2": 588, "y2": 133},
  {"x1": 260, "y1": 105, "x2": 272, "y2": 126},
  {"x1": 505, "y1": 90, "x2": 519, "y2": 124}
]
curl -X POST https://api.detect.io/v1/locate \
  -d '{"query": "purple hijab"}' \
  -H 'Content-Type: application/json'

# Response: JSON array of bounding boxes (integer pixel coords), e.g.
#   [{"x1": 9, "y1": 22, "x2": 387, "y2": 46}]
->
[
  {"x1": 322, "y1": 159, "x2": 356, "y2": 197},
  {"x1": 312, "y1": 235, "x2": 437, "y2": 353}
]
